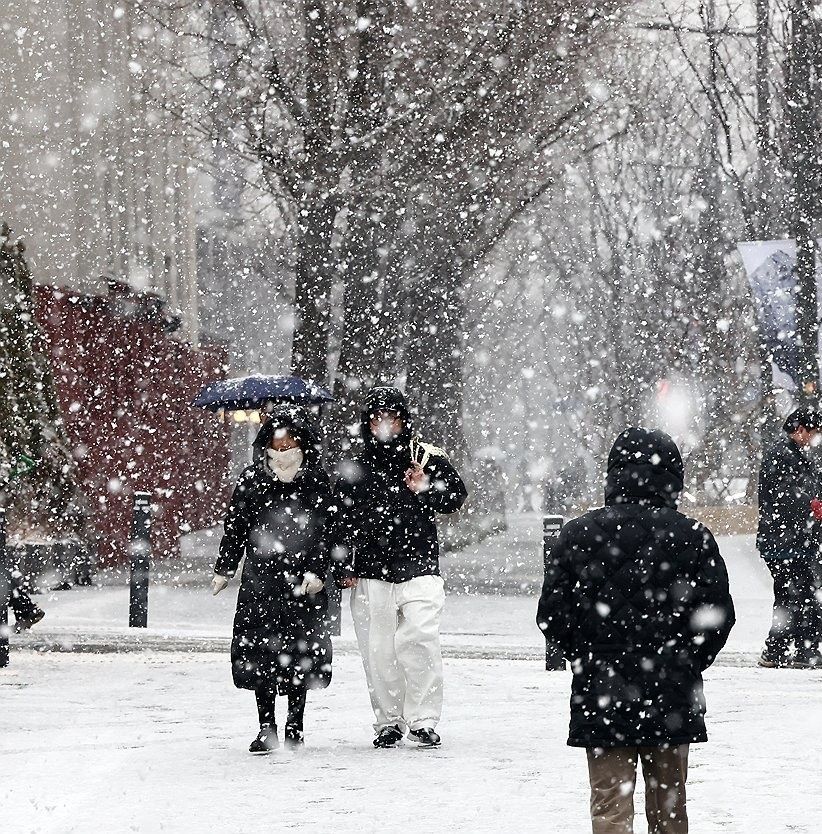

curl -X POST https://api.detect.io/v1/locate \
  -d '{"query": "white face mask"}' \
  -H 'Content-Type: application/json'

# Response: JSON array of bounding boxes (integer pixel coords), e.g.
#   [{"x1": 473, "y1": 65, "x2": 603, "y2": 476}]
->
[
  {"x1": 266, "y1": 447, "x2": 304, "y2": 482},
  {"x1": 373, "y1": 420, "x2": 396, "y2": 442}
]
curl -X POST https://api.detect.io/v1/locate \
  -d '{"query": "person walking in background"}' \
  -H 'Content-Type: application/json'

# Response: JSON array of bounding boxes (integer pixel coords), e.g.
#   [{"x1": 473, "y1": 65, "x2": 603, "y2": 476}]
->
[
  {"x1": 335, "y1": 386, "x2": 467, "y2": 749},
  {"x1": 757, "y1": 407, "x2": 822, "y2": 668},
  {"x1": 211, "y1": 407, "x2": 333, "y2": 753},
  {"x1": 537, "y1": 427, "x2": 734, "y2": 834},
  {"x1": 8, "y1": 577, "x2": 45, "y2": 632}
]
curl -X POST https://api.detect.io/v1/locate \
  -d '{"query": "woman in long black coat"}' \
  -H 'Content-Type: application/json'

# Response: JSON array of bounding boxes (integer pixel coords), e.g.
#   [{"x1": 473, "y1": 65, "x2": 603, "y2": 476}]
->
[{"x1": 212, "y1": 407, "x2": 333, "y2": 753}]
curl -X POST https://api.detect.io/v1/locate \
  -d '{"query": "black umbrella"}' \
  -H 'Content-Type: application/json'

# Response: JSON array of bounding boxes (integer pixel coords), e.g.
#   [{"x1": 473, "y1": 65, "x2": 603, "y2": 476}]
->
[{"x1": 192, "y1": 375, "x2": 334, "y2": 412}]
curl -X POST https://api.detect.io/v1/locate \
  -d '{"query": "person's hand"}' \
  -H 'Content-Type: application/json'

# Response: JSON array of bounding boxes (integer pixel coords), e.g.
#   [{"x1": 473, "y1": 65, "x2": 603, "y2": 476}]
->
[
  {"x1": 340, "y1": 576, "x2": 359, "y2": 589},
  {"x1": 811, "y1": 498, "x2": 822, "y2": 521},
  {"x1": 404, "y1": 463, "x2": 430, "y2": 494},
  {"x1": 299, "y1": 572, "x2": 324, "y2": 596},
  {"x1": 211, "y1": 575, "x2": 229, "y2": 595}
]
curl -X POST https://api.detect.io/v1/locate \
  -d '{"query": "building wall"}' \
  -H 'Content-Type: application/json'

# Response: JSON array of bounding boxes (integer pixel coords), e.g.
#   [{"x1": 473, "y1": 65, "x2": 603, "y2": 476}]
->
[
  {"x1": 33, "y1": 283, "x2": 230, "y2": 564},
  {"x1": 1, "y1": 0, "x2": 199, "y2": 343}
]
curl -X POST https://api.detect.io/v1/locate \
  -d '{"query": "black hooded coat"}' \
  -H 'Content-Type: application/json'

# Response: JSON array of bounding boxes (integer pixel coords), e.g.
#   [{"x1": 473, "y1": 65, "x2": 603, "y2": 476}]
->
[
  {"x1": 757, "y1": 434, "x2": 822, "y2": 559},
  {"x1": 536, "y1": 428, "x2": 735, "y2": 748},
  {"x1": 334, "y1": 387, "x2": 467, "y2": 584},
  {"x1": 215, "y1": 408, "x2": 333, "y2": 693}
]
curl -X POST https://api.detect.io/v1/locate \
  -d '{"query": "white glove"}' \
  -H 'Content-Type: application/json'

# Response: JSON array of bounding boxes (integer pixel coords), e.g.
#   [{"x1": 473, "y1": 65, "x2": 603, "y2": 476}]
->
[
  {"x1": 299, "y1": 572, "x2": 324, "y2": 596},
  {"x1": 211, "y1": 574, "x2": 229, "y2": 596}
]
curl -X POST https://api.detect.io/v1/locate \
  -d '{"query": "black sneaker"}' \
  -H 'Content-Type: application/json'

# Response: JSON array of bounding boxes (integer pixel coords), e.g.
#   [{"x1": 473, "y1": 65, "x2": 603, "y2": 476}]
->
[
  {"x1": 373, "y1": 725, "x2": 404, "y2": 748},
  {"x1": 284, "y1": 726, "x2": 305, "y2": 749},
  {"x1": 408, "y1": 727, "x2": 441, "y2": 748},
  {"x1": 249, "y1": 724, "x2": 279, "y2": 754},
  {"x1": 792, "y1": 651, "x2": 822, "y2": 669},
  {"x1": 757, "y1": 651, "x2": 790, "y2": 668}
]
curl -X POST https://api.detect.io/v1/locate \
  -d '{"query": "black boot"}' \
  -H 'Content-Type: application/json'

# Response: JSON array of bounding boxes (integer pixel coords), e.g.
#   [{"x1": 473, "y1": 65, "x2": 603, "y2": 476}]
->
[
  {"x1": 284, "y1": 726, "x2": 305, "y2": 749},
  {"x1": 13, "y1": 607, "x2": 45, "y2": 633},
  {"x1": 373, "y1": 725, "x2": 404, "y2": 749},
  {"x1": 758, "y1": 648, "x2": 790, "y2": 668},
  {"x1": 249, "y1": 724, "x2": 279, "y2": 754},
  {"x1": 285, "y1": 688, "x2": 306, "y2": 748},
  {"x1": 792, "y1": 647, "x2": 822, "y2": 668}
]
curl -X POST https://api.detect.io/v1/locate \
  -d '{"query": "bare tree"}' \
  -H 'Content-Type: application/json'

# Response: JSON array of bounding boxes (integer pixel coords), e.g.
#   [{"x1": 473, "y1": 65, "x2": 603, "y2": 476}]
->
[{"x1": 139, "y1": 0, "x2": 625, "y2": 443}]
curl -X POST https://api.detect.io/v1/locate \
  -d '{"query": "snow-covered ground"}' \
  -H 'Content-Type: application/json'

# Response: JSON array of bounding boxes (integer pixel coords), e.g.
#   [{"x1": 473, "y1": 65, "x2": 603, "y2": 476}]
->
[
  {"x1": 8, "y1": 523, "x2": 775, "y2": 659},
  {"x1": 3, "y1": 652, "x2": 822, "y2": 833},
  {"x1": 3, "y1": 519, "x2": 817, "y2": 832}
]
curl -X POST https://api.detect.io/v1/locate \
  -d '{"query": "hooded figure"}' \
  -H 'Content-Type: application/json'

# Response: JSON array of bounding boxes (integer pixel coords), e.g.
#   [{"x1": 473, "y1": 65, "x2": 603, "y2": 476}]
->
[
  {"x1": 536, "y1": 428, "x2": 734, "y2": 834},
  {"x1": 213, "y1": 406, "x2": 333, "y2": 752},
  {"x1": 335, "y1": 386, "x2": 467, "y2": 749},
  {"x1": 336, "y1": 386, "x2": 467, "y2": 583},
  {"x1": 756, "y1": 407, "x2": 822, "y2": 667}
]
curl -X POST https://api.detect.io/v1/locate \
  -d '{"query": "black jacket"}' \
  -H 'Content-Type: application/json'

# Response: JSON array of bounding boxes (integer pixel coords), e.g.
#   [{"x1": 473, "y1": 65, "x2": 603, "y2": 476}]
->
[
  {"x1": 334, "y1": 387, "x2": 467, "y2": 584},
  {"x1": 537, "y1": 428, "x2": 735, "y2": 748},
  {"x1": 757, "y1": 435, "x2": 822, "y2": 558},
  {"x1": 215, "y1": 409, "x2": 333, "y2": 693}
]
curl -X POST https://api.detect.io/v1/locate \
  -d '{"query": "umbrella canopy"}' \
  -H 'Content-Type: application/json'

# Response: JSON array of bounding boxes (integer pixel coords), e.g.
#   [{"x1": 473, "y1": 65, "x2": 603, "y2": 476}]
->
[{"x1": 192, "y1": 375, "x2": 334, "y2": 412}]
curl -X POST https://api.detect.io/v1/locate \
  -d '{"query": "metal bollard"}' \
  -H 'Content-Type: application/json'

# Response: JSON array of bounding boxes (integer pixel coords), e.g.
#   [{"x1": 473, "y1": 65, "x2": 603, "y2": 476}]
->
[
  {"x1": 129, "y1": 492, "x2": 152, "y2": 628},
  {"x1": 543, "y1": 514, "x2": 567, "y2": 671},
  {"x1": 0, "y1": 508, "x2": 9, "y2": 667}
]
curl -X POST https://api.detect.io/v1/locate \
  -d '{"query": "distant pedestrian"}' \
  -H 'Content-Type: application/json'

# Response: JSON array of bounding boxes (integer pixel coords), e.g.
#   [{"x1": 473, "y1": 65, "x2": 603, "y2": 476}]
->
[
  {"x1": 537, "y1": 427, "x2": 734, "y2": 834},
  {"x1": 211, "y1": 407, "x2": 333, "y2": 753},
  {"x1": 756, "y1": 407, "x2": 822, "y2": 668},
  {"x1": 335, "y1": 386, "x2": 467, "y2": 749},
  {"x1": 4, "y1": 568, "x2": 45, "y2": 632},
  {"x1": 543, "y1": 466, "x2": 581, "y2": 517}
]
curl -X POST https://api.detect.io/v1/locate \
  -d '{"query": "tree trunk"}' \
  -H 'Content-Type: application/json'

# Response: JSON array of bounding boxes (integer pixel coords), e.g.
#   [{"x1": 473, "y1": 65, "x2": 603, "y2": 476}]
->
[
  {"x1": 290, "y1": 0, "x2": 337, "y2": 384},
  {"x1": 326, "y1": 0, "x2": 398, "y2": 459},
  {"x1": 328, "y1": 199, "x2": 385, "y2": 461},
  {"x1": 291, "y1": 194, "x2": 337, "y2": 383},
  {"x1": 405, "y1": 260, "x2": 468, "y2": 463},
  {"x1": 755, "y1": 0, "x2": 774, "y2": 238},
  {"x1": 786, "y1": 0, "x2": 819, "y2": 397}
]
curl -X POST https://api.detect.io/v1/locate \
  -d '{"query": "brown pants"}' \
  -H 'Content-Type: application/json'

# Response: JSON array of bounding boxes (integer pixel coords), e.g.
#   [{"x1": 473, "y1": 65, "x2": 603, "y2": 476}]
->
[{"x1": 586, "y1": 745, "x2": 689, "y2": 834}]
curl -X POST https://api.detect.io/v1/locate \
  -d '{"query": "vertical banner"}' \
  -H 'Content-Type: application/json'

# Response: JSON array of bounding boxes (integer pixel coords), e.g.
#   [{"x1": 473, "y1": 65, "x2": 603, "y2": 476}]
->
[{"x1": 737, "y1": 239, "x2": 822, "y2": 392}]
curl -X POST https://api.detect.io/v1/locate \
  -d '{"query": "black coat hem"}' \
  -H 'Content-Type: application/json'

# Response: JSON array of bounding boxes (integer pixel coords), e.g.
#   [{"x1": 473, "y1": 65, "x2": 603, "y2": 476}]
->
[
  {"x1": 568, "y1": 733, "x2": 707, "y2": 748},
  {"x1": 231, "y1": 675, "x2": 333, "y2": 693},
  {"x1": 355, "y1": 566, "x2": 441, "y2": 583}
]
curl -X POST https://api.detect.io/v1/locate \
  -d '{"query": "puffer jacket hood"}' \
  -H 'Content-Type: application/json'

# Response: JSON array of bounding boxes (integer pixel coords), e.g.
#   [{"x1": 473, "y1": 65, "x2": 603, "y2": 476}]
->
[
  {"x1": 605, "y1": 427, "x2": 684, "y2": 509},
  {"x1": 537, "y1": 426, "x2": 734, "y2": 749},
  {"x1": 360, "y1": 386, "x2": 410, "y2": 424},
  {"x1": 251, "y1": 405, "x2": 321, "y2": 469},
  {"x1": 360, "y1": 386, "x2": 413, "y2": 471},
  {"x1": 335, "y1": 385, "x2": 468, "y2": 583}
]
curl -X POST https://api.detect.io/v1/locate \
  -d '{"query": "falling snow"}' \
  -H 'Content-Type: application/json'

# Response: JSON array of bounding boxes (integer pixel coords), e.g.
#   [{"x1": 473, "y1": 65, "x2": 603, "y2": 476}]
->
[{"x1": 3, "y1": 0, "x2": 822, "y2": 831}]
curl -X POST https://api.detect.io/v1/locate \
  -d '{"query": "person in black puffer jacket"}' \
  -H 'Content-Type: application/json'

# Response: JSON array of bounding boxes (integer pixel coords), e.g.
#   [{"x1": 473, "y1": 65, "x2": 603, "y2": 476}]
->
[
  {"x1": 537, "y1": 427, "x2": 734, "y2": 834},
  {"x1": 756, "y1": 407, "x2": 822, "y2": 668},
  {"x1": 212, "y1": 406, "x2": 334, "y2": 753},
  {"x1": 335, "y1": 386, "x2": 467, "y2": 749}
]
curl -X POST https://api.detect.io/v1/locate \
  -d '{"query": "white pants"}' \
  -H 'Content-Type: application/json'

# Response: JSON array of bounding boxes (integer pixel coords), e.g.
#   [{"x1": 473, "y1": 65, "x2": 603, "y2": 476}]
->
[{"x1": 350, "y1": 575, "x2": 445, "y2": 733}]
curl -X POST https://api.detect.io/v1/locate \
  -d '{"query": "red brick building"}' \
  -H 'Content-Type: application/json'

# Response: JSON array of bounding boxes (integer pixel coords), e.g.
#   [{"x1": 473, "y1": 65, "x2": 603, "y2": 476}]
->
[{"x1": 33, "y1": 282, "x2": 231, "y2": 565}]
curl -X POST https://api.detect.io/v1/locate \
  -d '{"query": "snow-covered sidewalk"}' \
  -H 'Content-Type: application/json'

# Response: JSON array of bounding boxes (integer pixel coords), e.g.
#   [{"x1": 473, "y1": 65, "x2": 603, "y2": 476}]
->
[
  {"x1": 2, "y1": 651, "x2": 821, "y2": 833},
  {"x1": 3, "y1": 518, "x2": 802, "y2": 831},
  {"x1": 8, "y1": 529, "x2": 775, "y2": 661}
]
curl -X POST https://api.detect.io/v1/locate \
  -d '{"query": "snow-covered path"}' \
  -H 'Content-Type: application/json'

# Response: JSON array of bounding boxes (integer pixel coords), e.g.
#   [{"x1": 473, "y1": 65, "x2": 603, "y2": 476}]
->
[
  {"x1": 3, "y1": 522, "x2": 814, "y2": 831},
  {"x1": 2, "y1": 651, "x2": 821, "y2": 833},
  {"x1": 10, "y1": 527, "x2": 774, "y2": 659}
]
